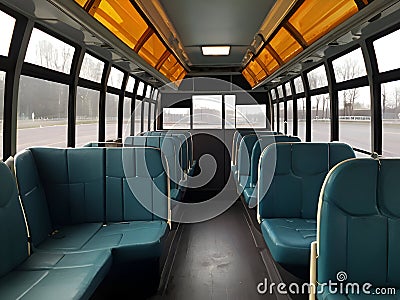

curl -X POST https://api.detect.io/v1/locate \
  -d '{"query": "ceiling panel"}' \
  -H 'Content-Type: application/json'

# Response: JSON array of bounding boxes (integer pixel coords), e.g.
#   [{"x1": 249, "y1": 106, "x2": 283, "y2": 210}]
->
[{"x1": 159, "y1": 0, "x2": 276, "y2": 66}]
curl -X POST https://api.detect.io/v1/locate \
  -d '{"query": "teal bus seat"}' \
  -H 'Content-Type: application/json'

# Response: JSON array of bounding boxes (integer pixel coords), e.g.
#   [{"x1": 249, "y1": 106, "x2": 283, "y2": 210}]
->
[
  {"x1": 258, "y1": 143, "x2": 355, "y2": 266},
  {"x1": 124, "y1": 136, "x2": 184, "y2": 201},
  {"x1": 311, "y1": 158, "x2": 400, "y2": 299},
  {"x1": 243, "y1": 135, "x2": 301, "y2": 207},
  {"x1": 0, "y1": 160, "x2": 112, "y2": 300},
  {"x1": 237, "y1": 133, "x2": 283, "y2": 192},
  {"x1": 232, "y1": 131, "x2": 279, "y2": 185},
  {"x1": 15, "y1": 147, "x2": 170, "y2": 264}
]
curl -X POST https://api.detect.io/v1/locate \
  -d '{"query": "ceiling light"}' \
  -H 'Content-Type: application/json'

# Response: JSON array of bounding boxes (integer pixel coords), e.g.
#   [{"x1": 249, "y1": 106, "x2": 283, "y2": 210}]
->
[{"x1": 202, "y1": 46, "x2": 231, "y2": 56}]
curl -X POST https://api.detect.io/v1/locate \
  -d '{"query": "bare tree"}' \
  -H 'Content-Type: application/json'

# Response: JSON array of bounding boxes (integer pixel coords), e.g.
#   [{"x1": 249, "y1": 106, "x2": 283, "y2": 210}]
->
[{"x1": 335, "y1": 58, "x2": 363, "y2": 116}]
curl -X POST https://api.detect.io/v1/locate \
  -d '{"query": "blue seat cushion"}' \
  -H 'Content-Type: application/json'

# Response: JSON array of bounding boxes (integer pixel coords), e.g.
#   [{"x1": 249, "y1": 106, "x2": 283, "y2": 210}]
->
[
  {"x1": 0, "y1": 250, "x2": 111, "y2": 300},
  {"x1": 35, "y1": 223, "x2": 102, "y2": 252},
  {"x1": 261, "y1": 218, "x2": 316, "y2": 266},
  {"x1": 82, "y1": 221, "x2": 168, "y2": 263}
]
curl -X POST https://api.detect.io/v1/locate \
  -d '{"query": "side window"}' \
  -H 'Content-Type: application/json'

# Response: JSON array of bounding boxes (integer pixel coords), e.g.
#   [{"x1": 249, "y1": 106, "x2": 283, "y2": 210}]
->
[
  {"x1": 25, "y1": 28, "x2": 74, "y2": 74},
  {"x1": 134, "y1": 100, "x2": 142, "y2": 135},
  {"x1": 76, "y1": 87, "x2": 99, "y2": 146},
  {"x1": 297, "y1": 98, "x2": 306, "y2": 141},
  {"x1": 0, "y1": 10, "x2": 16, "y2": 57},
  {"x1": 333, "y1": 48, "x2": 367, "y2": 82},
  {"x1": 123, "y1": 97, "x2": 132, "y2": 140},
  {"x1": 105, "y1": 93, "x2": 119, "y2": 141},
  {"x1": 339, "y1": 86, "x2": 370, "y2": 152},
  {"x1": 307, "y1": 65, "x2": 328, "y2": 90},
  {"x1": 107, "y1": 67, "x2": 124, "y2": 89},
  {"x1": 311, "y1": 94, "x2": 330, "y2": 141},
  {"x1": 17, "y1": 76, "x2": 68, "y2": 151},
  {"x1": 79, "y1": 53, "x2": 104, "y2": 83}
]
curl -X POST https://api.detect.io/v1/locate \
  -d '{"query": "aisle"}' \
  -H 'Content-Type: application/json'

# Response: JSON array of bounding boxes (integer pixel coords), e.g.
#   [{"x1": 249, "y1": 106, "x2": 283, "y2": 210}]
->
[{"x1": 156, "y1": 201, "x2": 277, "y2": 300}]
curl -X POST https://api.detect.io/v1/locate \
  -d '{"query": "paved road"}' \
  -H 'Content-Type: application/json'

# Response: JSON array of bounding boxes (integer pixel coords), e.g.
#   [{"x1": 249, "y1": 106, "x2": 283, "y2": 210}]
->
[{"x1": 1, "y1": 121, "x2": 399, "y2": 158}]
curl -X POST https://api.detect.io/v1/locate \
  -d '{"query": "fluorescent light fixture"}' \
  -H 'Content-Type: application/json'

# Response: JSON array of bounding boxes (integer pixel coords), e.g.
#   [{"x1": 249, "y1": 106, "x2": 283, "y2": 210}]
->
[{"x1": 202, "y1": 46, "x2": 231, "y2": 56}]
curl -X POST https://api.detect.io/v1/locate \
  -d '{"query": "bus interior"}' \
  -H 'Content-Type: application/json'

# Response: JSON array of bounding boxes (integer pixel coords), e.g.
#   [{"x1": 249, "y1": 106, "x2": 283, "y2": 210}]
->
[{"x1": 0, "y1": 0, "x2": 400, "y2": 299}]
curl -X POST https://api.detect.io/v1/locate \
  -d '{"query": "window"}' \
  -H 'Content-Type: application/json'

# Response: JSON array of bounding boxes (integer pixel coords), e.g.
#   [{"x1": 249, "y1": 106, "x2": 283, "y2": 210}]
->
[
  {"x1": 270, "y1": 89, "x2": 277, "y2": 100},
  {"x1": 297, "y1": 98, "x2": 306, "y2": 141},
  {"x1": 381, "y1": 81, "x2": 400, "y2": 157},
  {"x1": 76, "y1": 87, "x2": 99, "y2": 146},
  {"x1": 285, "y1": 82, "x2": 292, "y2": 97},
  {"x1": 25, "y1": 28, "x2": 74, "y2": 74},
  {"x1": 339, "y1": 86, "x2": 370, "y2": 152},
  {"x1": 236, "y1": 105, "x2": 266, "y2": 128},
  {"x1": 333, "y1": 48, "x2": 367, "y2": 83},
  {"x1": 277, "y1": 86, "x2": 284, "y2": 99},
  {"x1": 79, "y1": 53, "x2": 104, "y2": 83},
  {"x1": 279, "y1": 102, "x2": 285, "y2": 132},
  {"x1": 287, "y1": 100, "x2": 294, "y2": 135},
  {"x1": 107, "y1": 67, "x2": 124, "y2": 89},
  {"x1": 274, "y1": 103, "x2": 278, "y2": 131},
  {"x1": 17, "y1": 76, "x2": 68, "y2": 151},
  {"x1": 137, "y1": 82, "x2": 145, "y2": 96},
  {"x1": 105, "y1": 93, "x2": 119, "y2": 141},
  {"x1": 126, "y1": 77, "x2": 136, "y2": 93},
  {"x1": 294, "y1": 76, "x2": 304, "y2": 93},
  {"x1": 374, "y1": 29, "x2": 400, "y2": 73},
  {"x1": 153, "y1": 90, "x2": 159, "y2": 100},
  {"x1": 143, "y1": 101, "x2": 149, "y2": 132},
  {"x1": 225, "y1": 95, "x2": 236, "y2": 129},
  {"x1": 311, "y1": 94, "x2": 330, "y2": 141},
  {"x1": 134, "y1": 100, "x2": 142, "y2": 135},
  {"x1": 145, "y1": 86, "x2": 152, "y2": 99},
  {"x1": 192, "y1": 95, "x2": 223, "y2": 129},
  {"x1": 0, "y1": 10, "x2": 16, "y2": 57},
  {"x1": 123, "y1": 97, "x2": 132, "y2": 140},
  {"x1": 308, "y1": 65, "x2": 328, "y2": 90},
  {"x1": 0, "y1": 71, "x2": 4, "y2": 159},
  {"x1": 149, "y1": 103, "x2": 155, "y2": 131},
  {"x1": 163, "y1": 108, "x2": 190, "y2": 129}
]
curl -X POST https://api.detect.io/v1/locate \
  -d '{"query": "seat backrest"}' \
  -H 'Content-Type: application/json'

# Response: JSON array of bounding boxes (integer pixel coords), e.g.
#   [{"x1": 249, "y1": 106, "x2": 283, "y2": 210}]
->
[
  {"x1": 15, "y1": 150, "x2": 55, "y2": 247},
  {"x1": 250, "y1": 135, "x2": 301, "y2": 187},
  {"x1": 258, "y1": 143, "x2": 355, "y2": 220},
  {"x1": 318, "y1": 158, "x2": 400, "y2": 287},
  {"x1": 124, "y1": 136, "x2": 180, "y2": 189},
  {"x1": 237, "y1": 133, "x2": 282, "y2": 187},
  {"x1": 105, "y1": 148, "x2": 169, "y2": 223},
  {"x1": 140, "y1": 131, "x2": 189, "y2": 173},
  {"x1": 233, "y1": 130, "x2": 279, "y2": 166},
  {"x1": 0, "y1": 161, "x2": 29, "y2": 277},
  {"x1": 16, "y1": 148, "x2": 105, "y2": 229}
]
